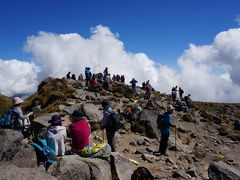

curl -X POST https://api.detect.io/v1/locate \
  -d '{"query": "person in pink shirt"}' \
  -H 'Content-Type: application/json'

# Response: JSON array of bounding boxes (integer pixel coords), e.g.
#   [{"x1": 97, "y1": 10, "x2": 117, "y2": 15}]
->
[{"x1": 69, "y1": 109, "x2": 91, "y2": 154}]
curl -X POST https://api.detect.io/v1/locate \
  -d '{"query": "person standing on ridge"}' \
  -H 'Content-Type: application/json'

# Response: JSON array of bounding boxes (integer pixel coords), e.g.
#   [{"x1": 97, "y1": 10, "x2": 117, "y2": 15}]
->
[
  {"x1": 85, "y1": 67, "x2": 92, "y2": 87},
  {"x1": 100, "y1": 100, "x2": 121, "y2": 152},
  {"x1": 66, "y1": 72, "x2": 71, "y2": 79},
  {"x1": 130, "y1": 78, "x2": 138, "y2": 90},
  {"x1": 178, "y1": 87, "x2": 184, "y2": 99},
  {"x1": 145, "y1": 80, "x2": 152, "y2": 99},
  {"x1": 158, "y1": 105, "x2": 176, "y2": 156}
]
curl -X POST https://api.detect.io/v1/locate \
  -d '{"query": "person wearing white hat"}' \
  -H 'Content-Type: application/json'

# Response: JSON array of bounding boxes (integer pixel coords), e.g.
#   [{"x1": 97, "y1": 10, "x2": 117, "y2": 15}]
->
[
  {"x1": 158, "y1": 105, "x2": 175, "y2": 156},
  {"x1": 10, "y1": 97, "x2": 33, "y2": 130}
]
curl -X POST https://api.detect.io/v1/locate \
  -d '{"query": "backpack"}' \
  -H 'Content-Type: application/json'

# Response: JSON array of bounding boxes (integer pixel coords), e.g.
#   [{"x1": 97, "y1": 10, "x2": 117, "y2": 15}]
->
[
  {"x1": 106, "y1": 112, "x2": 121, "y2": 132},
  {"x1": 131, "y1": 167, "x2": 154, "y2": 180},
  {"x1": 156, "y1": 113, "x2": 166, "y2": 130},
  {"x1": 0, "y1": 108, "x2": 13, "y2": 127},
  {"x1": 32, "y1": 139, "x2": 57, "y2": 168},
  {"x1": 80, "y1": 143, "x2": 112, "y2": 160}
]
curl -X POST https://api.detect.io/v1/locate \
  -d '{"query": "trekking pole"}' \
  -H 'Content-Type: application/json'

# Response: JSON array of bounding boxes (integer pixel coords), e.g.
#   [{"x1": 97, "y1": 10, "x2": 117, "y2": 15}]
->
[
  {"x1": 102, "y1": 129, "x2": 105, "y2": 143},
  {"x1": 175, "y1": 126, "x2": 177, "y2": 165}
]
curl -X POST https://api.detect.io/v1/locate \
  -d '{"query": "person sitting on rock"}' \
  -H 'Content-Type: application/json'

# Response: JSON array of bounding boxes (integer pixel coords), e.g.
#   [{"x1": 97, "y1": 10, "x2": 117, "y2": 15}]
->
[
  {"x1": 46, "y1": 114, "x2": 67, "y2": 156},
  {"x1": 71, "y1": 74, "x2": 76, "y2": 81},
  {"x1": 120, "y1": 75, "x2": 125, "y2": 83},
  {"x1": 69, "y1": 109, "x2": 91, "y2": 154},
  {"x1": 9, "y1": 97, "x2": 33, "y2": 131},
  {"x1": 158, "y1": 105, "x2": 176, "y2": 156},
  {"x1": 66, "y1": 72, "x2": 71, "y2": 79},
  {"x1": 78, "y1": 74, "x2": 83, "y2": 81}
]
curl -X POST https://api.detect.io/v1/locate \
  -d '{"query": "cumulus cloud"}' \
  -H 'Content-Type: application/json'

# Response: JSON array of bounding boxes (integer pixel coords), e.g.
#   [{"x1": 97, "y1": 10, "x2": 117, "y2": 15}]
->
[
  {"x1": 1, "y1": 25, "x2": 240, "y2": 102},
  {"x1": 0, "y1": 59, "x2": 40, "y2": 96}
]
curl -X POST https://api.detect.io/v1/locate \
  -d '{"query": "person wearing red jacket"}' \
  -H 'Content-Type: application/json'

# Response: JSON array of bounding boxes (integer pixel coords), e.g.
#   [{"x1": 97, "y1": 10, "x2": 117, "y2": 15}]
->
[{"x1": 69, "y1": 109, "x2": 91, "y2": 154}]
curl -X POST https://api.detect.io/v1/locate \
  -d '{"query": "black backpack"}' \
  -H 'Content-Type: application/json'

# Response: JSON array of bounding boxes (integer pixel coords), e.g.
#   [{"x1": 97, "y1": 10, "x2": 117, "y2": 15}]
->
[
  {"x1": 156, "y1": 113, "x2": 166, "y2": 130},
  {"x1": 131, "y1": 167, "x2": 154, "y2": 180},
  {"x1": 106, "y1": 112, "x2": 121, "y2": 132}
]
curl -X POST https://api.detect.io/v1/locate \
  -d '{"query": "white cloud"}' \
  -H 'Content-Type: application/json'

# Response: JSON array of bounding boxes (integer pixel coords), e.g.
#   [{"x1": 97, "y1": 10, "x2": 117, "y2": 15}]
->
[
  {"x1": 235, "y1": 15, "x2": 240, "y2": 25},
  {"x1": 0, "y1": 59, "x2": 40, "y2": 96},
  {"x1": 1, "y1": 25, "x2": 240, "y2": 102}
]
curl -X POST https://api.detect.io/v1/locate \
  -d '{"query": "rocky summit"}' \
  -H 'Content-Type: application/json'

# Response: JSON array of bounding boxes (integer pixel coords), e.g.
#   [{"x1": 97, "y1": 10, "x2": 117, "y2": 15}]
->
[{"x1": 0, "y1": 77, "x2": 240, "y2": 180}]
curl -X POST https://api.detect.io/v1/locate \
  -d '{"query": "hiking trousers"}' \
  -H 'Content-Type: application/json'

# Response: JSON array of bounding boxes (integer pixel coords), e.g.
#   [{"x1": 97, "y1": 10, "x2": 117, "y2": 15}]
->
[
  {"x1": 159, "y1": 133, "x2": 170, "y2": 155},
  {"x1": 106, "y1": 131, "x2": 115, "y2": 152}
]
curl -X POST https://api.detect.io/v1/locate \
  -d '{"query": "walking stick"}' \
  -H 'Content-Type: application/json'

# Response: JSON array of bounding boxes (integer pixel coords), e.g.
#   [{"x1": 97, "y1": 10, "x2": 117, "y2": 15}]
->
[
  {"x1": 175, "y1": 126, "x2": 177, "y2": 165},
  {"x1": 102, "y1": 129, "x2": 105, "y2": 143}
]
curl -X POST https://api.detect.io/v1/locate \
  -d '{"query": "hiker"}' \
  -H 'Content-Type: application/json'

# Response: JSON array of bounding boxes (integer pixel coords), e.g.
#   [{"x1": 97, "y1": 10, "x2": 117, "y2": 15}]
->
[
  {"x1": 120, "y1": 75, "x2": 125, "y2": 83},
  {"x1": 103, "y1": 67, "x2": 108, "y2": 77},
  {"x1": 100, "y1": 100, "x2": 121, "y2": 152},
  {"x1": 91, "y1": 74, "x2": 98, "y2": 86},
  {"x1": 116, "y1": 74, "x2": 120, "y2": 81},
  {"x1": 78, "y1": 74, "x2": 83, "y2": 81},
  {"x1": 69, "y1": 109, "x2": 91, "y2": 154},
  {"x1": 9, "y1": 97, "x2": 33, "y2": 131},
  {"x1": 45, "y1": 115, "x2": 67, "y2": 156},
  {"x1": 97, "y1": 73, "x2": 104, "y2": 84},
  {"x1": 171, "y1": 86, "x2": 178, "y2": 101},
  {"x1": 130, "y1": 78, "x2": 138, "y2": 90},
  {"x1": 184, "y1": 94, "x2": 192, "y2": 108},
  {"x1": 158, "y1": 105, "x2": 176, "y2": 156},
  {"x1": 145, "y1": 80, "x2": 152, "y2": 100},
  {"x1": 141, "y1": 82, "x2": 146, "y2": 90},
  {"x1": 112, "y1": 74, "x2": 116, "y2": 82},
  {"x1": 179, "y1": 87, "x2": 184, "y2": 99},
  {"x1": 71, "y1": 74, "x2": 76, "y2": 81},
  {"x1": 85, "y1": 67, "x2": 92, "y2": 87},
  {"x1": 66, "y1": 72, "x2": 71, "y2": 79},
  {"x1": 103, "y1": 74, "x2": 111, "y2": 90},
  {"x1": 125, "y1": 107, "x2": 136, "y2": 124}
]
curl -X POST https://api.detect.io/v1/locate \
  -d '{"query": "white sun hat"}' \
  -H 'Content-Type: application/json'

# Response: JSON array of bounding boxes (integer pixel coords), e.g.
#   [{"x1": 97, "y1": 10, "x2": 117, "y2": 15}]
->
[{"x1": 12, "y1": 97, "x2": 24, "y2": 105}]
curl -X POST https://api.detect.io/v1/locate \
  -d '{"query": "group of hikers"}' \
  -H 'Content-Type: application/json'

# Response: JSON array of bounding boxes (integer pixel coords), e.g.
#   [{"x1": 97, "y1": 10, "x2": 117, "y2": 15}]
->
[{"x1": 0, "y1": 67, "x2": 195, "y2": 179}]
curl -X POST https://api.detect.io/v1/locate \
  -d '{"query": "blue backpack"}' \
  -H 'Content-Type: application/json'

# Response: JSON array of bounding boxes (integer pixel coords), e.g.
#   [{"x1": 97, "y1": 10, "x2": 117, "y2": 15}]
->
[
  {"x1": 32, "y1": 139, "x2": 57, "y2": 168},
  {"x1": 0, "y1": 108, "x2": 13, "y2": 127}
]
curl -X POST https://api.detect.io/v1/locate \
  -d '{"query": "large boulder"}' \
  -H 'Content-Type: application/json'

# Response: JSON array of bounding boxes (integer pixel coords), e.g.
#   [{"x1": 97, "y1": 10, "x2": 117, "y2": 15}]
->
[
  {"x1": 111, "y1": 152, "x2": 138, "y2": 180},
  {"x1": 83, "y1": 103, "x2": 103, "y2": 123},
  {"x1": 33, "y1": 113, "x2": 57, "y2": 127},
  {"x1": 0, "y1": 165, "x2": 56, "y2": 180},
  {"x1": 139, "y1": 110, "x2": 160, "y2": 138},
  {"x1": 208, "y1": 161, "x2": 240, "y2": 180},
  {"x1": 50, "y1": 155, "x2": 91, "y2": 180},
  {"x1": 0, "y1": 129, "x2": 37, "y2": 168},
  {"x1": 79, "y1": 157, "x2": 112, "y2": 180}
]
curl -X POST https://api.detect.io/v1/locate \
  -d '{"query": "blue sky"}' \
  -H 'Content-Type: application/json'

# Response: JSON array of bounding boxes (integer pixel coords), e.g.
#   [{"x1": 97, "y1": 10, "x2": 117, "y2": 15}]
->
[
  {"x1": 0, "y1": 0, "x2": 239, "y2": 65},
  {"x1": 1, "y1": 0, "x2": 240, "y2": 102}
]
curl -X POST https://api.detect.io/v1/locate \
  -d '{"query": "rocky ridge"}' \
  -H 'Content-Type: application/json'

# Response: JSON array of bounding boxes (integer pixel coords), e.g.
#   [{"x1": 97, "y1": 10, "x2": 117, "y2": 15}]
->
[{"x1": 0, "y1": 77, "x2": 240, "y2": 179}]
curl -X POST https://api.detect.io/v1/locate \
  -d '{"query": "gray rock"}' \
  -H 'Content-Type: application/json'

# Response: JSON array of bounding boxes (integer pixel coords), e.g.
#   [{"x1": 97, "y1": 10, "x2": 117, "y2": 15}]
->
[
  {"x1": 146, "y1": 147, "x2": 155, "y2": 153},
  {"x1": 33, "y1": 113, "x2": 57, "y2": 127},
  {"x1": 142, "y1": 154, "x2": 159, "y2": 163},
  {"x1": 63, "y1": 104, "x2": 82, "y2": 115},
  {"x1": 111, "y1": 152, "x2": 138, "y2": 180},
  {"x1": 0, "y1": 129, "x2": 37, "y2": 168},
  {"x1": 50, "y1": 155, "x2": 91, "y2": 180},
  {"x1": 208, "y1": 161, "x2": 240, "y2": 180},
  {"x1": 165, "y1": 158, "x2": 174, "y2": 166},
  {"x1": 139, "y1": 110, "x2": 160, "y2": 138},
  {"x1": 83, "y1": 103, "x2": 103, "y2": 123},
  {"x1": 129, "y1": 141, "x2": 137, "y2": 146},
  {"x1": 182, "y1": 114, "x2": 194, "y2": 122},
  {"x1": 186, "y1": 167, "x2": 197, "y2": 177},
  {"x1": 0, "y1": 165, "x2": 56, "y2": 180},
  {"x1": 79, "y1": 157, "x2": 112, "y2": 180},
  {"x1": 172, "y1": 169, "x2": 190, "y2": 179}
]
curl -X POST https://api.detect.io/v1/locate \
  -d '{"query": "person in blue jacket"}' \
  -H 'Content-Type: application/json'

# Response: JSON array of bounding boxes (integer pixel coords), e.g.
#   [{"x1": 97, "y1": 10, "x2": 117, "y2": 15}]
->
[{"x1": 159, "y1": 105, "x2": 176, "y2": 156}]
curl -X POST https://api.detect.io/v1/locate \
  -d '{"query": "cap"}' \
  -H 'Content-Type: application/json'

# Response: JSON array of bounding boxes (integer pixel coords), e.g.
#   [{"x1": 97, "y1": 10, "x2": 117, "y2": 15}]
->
[{"x1": 48, "y1": 114, "x2": 62, "y2": 126}]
